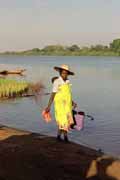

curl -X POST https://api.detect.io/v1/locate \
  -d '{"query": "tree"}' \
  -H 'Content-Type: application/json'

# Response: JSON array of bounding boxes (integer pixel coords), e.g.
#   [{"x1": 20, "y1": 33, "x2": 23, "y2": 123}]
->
[
  {"x1": 42, "y1": 45, "x2": 65, "y2": 52},
  {"x1": 67, "y1": 45, "x2": 80, "y2": 52},
  {"x1": 31, "y1": 48, "x2": 40, "y2": 52},
  {"x1": 90, "y1": 45, "x2": 107, "y2": 51},
  {"x1": 110, "y1": 39, "x2": 120, "y2": 51}
]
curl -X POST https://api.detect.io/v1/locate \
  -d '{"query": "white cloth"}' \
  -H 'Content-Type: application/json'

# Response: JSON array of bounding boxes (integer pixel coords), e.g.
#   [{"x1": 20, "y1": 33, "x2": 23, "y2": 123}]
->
[{"x1": 52, "y1": 76, "x2": 70, "y2": 93}]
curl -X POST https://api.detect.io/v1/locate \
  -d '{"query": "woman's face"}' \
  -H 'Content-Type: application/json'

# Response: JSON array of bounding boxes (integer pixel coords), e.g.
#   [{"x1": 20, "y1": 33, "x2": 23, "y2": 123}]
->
[{"x1": 60, "y1": 70, "x2": 69, "y2": 80}]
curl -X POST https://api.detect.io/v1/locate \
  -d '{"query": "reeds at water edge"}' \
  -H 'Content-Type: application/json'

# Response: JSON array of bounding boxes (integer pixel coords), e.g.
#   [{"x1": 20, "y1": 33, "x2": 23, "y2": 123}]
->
[
  {"x1": 0, "y1": 78, "x2": 45, "y2": 99},
  {"x1": 0, "y1": 78, "x2": 29, "y2": 99}
]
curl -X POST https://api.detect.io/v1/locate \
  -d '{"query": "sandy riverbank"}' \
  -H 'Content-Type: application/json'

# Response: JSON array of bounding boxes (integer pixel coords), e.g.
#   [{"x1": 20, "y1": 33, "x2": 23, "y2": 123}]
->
[{"x1": 0, "y1": 125, "x2": 120, "y2": 180}]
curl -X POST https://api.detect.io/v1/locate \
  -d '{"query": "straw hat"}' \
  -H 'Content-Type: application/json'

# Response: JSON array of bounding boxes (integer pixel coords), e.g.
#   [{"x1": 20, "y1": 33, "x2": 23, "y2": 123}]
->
[{"x1": 54, "y1": 64, "x2": 75, "y2": 75}]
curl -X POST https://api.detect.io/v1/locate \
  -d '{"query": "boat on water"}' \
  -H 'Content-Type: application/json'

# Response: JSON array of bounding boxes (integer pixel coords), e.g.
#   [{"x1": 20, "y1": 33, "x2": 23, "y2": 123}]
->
[{"x1": 0, "y1": 69, "x2": 26, "y2": 75}]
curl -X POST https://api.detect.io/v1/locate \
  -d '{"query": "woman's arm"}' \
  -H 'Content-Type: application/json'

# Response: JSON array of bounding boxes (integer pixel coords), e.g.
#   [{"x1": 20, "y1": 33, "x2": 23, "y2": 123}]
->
[{"x1": 45, "y1": 92, "x2": 56, "y2": 112}]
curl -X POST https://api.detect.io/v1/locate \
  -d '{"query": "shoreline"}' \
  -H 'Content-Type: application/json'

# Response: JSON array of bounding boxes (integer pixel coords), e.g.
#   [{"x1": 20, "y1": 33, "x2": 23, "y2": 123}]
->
[
  {"x1": 0, "y1": 124, "x2": 120, "y2": 180},
  {"x1": 0, "y1": 54, "x2": 120, "y2": 57}
]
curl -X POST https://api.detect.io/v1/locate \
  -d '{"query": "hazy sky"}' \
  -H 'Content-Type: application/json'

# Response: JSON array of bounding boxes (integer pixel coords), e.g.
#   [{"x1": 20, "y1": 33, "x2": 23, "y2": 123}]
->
[{"x1": 0, "y1": 0, "x2": 120, "y2": 51}]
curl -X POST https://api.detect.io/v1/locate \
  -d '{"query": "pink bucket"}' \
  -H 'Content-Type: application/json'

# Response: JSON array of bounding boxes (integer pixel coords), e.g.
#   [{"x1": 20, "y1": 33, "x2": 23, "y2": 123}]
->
[{"x1": 73, "y1": 111, "x2": 85, "y2": 131}]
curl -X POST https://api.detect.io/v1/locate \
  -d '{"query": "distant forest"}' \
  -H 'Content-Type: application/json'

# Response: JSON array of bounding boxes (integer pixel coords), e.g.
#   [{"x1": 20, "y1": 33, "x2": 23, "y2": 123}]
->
[{"x1": 0, "y1": 39, "x2": 120, "y2": 56}]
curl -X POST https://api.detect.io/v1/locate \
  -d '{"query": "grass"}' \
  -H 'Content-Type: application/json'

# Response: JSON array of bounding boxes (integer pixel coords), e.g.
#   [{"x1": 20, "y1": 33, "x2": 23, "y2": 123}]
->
[
  {"x1": 0, "y1": 78, "x2": 29, "y2": 99},
  {"x1": 0, "y1": 78, "x2": 44, "y2": 100}
]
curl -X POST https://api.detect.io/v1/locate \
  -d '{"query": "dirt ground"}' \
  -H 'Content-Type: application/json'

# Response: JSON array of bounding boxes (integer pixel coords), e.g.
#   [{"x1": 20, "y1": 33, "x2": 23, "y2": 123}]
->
[{"x1": 0, "y1": 125, "x2": 120, "y2": 180}]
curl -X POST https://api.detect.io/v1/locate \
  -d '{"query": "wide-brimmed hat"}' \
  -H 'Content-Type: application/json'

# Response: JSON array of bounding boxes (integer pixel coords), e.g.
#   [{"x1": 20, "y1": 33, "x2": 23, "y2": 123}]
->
[{"x1": 54, "y1": 64, "x2": 75, "y2": 75}]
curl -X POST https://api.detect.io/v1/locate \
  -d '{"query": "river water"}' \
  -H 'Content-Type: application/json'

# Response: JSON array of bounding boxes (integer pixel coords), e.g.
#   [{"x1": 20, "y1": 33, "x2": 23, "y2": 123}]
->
[{"x1": 0, "y1": 56, "x2": 120, "y2": 156}]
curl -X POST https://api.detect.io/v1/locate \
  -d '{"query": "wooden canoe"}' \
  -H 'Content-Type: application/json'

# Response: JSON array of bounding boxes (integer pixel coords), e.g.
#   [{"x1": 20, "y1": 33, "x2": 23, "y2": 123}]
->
[{"x1": 0, "y1": 69, "x2": 26, "y2": 75}]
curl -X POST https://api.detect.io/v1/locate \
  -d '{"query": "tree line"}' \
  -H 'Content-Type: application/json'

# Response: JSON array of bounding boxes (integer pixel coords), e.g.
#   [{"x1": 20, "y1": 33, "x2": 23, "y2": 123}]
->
[{"x1": 1, "y1": 38, "x2": 120, "y2": 56}]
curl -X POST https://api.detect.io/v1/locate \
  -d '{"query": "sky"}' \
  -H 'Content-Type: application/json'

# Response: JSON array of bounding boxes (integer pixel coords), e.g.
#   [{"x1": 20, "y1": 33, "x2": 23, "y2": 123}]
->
[{"x1": 0, "y1": 0, "x2": 120, "y2": 51}]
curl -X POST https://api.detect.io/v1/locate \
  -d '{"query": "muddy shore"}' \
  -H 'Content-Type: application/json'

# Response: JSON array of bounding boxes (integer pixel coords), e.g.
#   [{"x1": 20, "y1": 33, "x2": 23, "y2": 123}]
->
[{"x1": 0, "y1": 125, "x2": 120, "y2": 180}]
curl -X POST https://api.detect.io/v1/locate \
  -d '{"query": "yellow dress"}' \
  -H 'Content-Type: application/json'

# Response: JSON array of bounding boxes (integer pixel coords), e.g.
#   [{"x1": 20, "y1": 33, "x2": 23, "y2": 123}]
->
[{"x1": 54, "y1": 83, "x2": 74, "y2": 131}]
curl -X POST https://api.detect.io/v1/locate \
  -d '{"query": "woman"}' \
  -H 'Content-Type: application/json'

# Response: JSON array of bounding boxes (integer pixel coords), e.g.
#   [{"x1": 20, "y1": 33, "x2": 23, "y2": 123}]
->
[{"x1": 45, "y1": 64, "x2": 77, "y2": 142}]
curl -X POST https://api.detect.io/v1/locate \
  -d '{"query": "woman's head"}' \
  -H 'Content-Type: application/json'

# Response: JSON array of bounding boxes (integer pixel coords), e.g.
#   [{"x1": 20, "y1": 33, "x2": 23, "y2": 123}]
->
[
  {"x1": 59, "y1": 69, "x2": 69, "y2": 80},
  {"x1": 54, "y1": 64, "x2": 74, "y2": 78}
]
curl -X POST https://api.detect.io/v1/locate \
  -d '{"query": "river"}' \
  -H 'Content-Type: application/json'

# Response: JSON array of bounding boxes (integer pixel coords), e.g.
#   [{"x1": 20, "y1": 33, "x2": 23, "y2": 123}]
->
[{"x1": 0, "y1": 56, "x2": 120, "y2": 156}]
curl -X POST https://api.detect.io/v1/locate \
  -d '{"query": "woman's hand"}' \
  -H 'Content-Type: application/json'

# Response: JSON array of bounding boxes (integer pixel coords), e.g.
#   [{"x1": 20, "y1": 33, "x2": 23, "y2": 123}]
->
[{"x1": 72, "y1": 101, "x2": 77, "y2": 109}]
